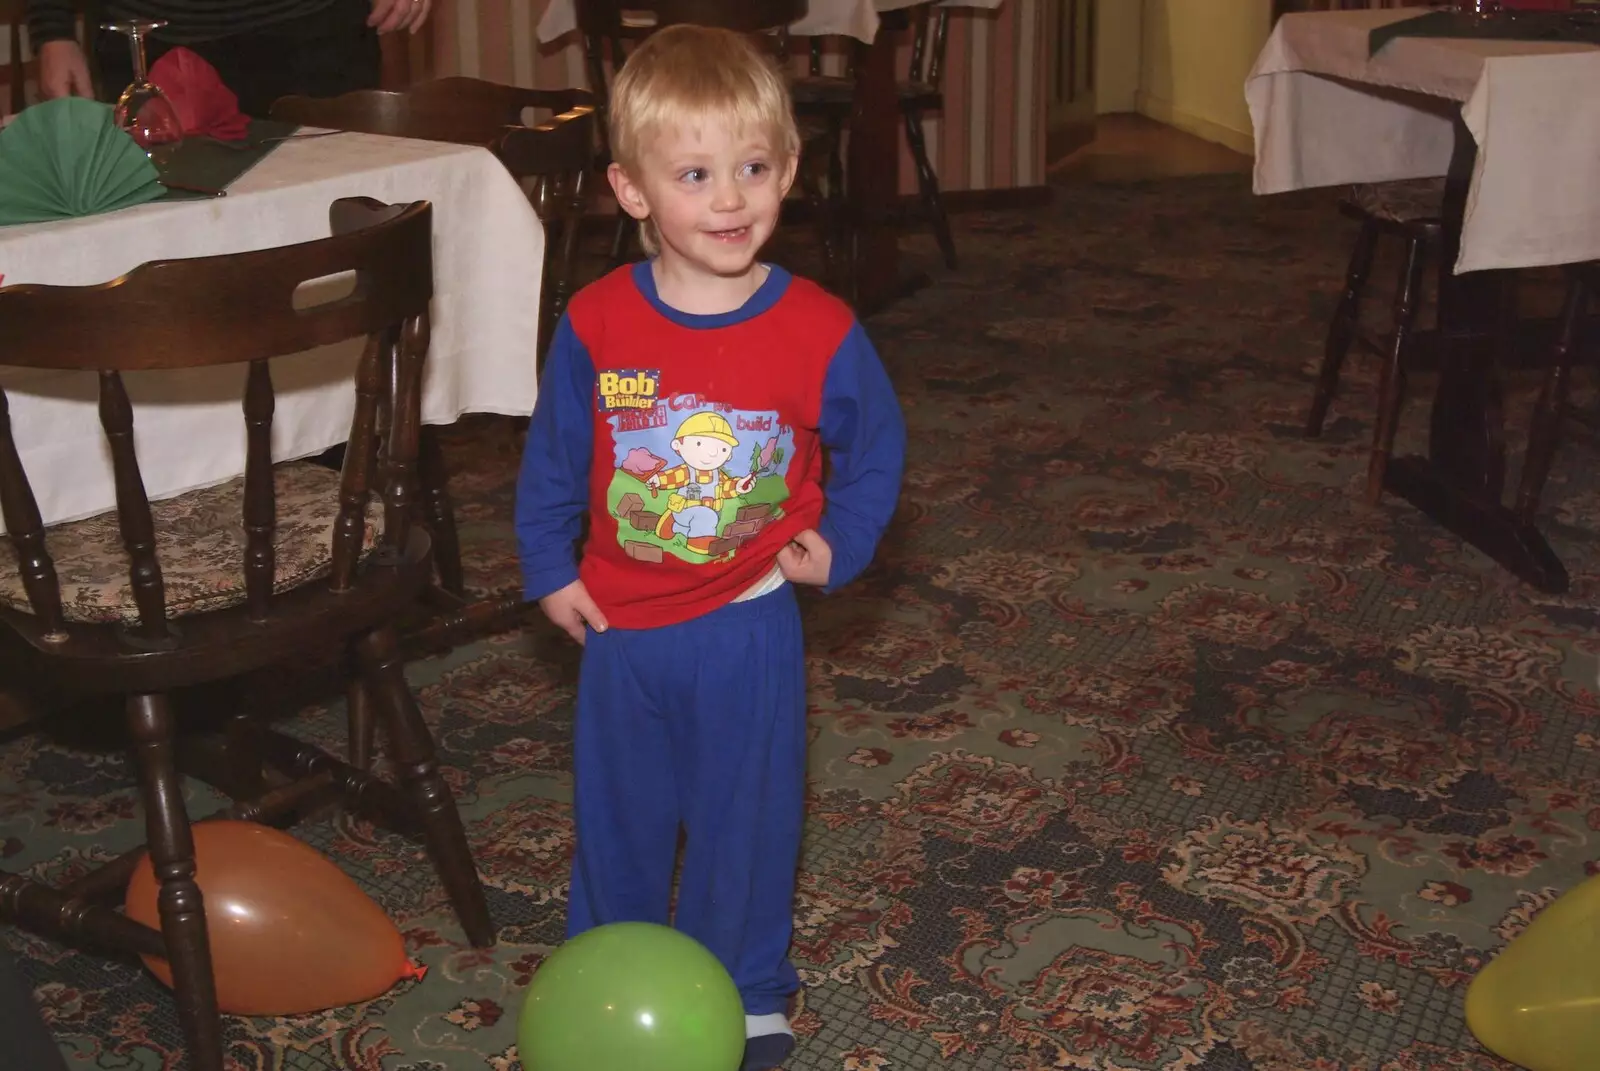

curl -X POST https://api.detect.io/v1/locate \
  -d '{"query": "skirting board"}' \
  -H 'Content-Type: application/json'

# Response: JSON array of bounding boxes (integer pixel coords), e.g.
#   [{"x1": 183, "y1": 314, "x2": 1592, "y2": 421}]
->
[{"x1": 1134, "y1": 93, "x2": 1255, "y2": 157}]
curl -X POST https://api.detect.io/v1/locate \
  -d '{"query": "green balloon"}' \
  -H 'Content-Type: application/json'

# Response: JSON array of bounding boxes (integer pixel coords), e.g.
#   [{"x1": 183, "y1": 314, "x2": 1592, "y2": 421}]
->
[{"x1": 518, "y1": 922, "x2": 745, "y2": 1071}]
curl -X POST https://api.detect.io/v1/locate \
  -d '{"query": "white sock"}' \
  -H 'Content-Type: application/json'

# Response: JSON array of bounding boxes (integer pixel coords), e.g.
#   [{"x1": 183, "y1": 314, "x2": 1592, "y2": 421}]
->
[{"x1": 745, "y1": 1013, "x2": 793, "y2": 1039}]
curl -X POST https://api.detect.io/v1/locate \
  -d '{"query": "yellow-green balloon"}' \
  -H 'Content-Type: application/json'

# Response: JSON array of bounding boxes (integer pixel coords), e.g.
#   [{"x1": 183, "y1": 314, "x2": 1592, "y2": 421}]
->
[{"x1": 518, "y1": 922, "x2": 745, "y2": 1071}]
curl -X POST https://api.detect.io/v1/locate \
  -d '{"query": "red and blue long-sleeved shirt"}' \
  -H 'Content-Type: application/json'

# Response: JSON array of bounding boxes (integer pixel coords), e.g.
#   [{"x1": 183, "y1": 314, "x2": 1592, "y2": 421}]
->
[{"x1": 515, "y1": 262, "x2": 906, "y2": 630}]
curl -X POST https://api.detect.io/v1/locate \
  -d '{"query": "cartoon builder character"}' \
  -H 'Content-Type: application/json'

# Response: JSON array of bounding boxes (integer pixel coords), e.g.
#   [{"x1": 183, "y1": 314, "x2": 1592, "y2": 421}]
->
[{"x1": 647, "y1": 412, "x2": 757, "y2": 555}]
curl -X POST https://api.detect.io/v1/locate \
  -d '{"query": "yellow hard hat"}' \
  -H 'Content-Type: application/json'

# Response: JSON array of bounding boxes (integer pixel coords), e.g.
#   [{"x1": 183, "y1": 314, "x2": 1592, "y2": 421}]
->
[{"x1": 674, "y1": 411, "x2": 739, "y2": 447}]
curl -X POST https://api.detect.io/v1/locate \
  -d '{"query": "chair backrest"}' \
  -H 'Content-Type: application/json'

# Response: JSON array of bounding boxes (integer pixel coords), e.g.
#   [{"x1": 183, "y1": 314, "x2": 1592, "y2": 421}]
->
[
  {"x1": 808, "y1": 5, "x2": 950, "y2": 91},
  {"x1": 575, "y1": 0, "x2": 807, "y2": 143},
  {"x1": 271, "y1": 76, "x2": 592, "y2": 146},
  {"x1": 0, "y1": 200, "x2": 433, "y2": 642},
  {"x1": 270, "y1": 77, "x2": 595, "y2": 363},
  {"x1": 1272, "y1": 0, "x2": 1417, "y2": 17}
]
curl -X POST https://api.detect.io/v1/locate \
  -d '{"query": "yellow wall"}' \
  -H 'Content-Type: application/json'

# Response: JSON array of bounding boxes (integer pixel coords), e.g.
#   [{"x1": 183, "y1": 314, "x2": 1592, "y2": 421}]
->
[
  {"x1": 1134, "y1": 0, "x2": 1272, "y2": 154},
  {"x1": 1095, "y1": 0, "x2": 1143, "y2": 114}
]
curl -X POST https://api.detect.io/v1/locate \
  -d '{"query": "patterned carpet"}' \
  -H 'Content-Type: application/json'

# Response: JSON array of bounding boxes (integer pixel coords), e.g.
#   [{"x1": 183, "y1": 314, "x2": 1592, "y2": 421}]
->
[{"x1": 7, "y1": 174, "x2": 1600, "y2": 1070}]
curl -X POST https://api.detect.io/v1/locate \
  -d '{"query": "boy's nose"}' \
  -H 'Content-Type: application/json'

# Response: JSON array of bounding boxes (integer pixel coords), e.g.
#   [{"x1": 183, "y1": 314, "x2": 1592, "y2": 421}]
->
[{"x1": 710, "y1": 178, "x2": 746, "y2": 213}]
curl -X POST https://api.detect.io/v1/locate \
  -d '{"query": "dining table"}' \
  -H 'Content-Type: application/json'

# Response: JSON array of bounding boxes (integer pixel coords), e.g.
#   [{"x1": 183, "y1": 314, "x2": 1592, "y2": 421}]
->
[
  {"x1": 1246, "y1": 7, "x2": 1600, "y2": 593},
  {"x1": 0, "y1": 129, "x2": 545, "y2": 533},
  {"x1": 536, "y1": 0, "x2": 1004, "y2": 315}
]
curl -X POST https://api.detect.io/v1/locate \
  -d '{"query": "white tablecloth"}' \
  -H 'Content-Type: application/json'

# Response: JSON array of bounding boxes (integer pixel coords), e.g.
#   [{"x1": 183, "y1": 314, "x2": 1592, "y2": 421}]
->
[
  {"x1": 1246, "y1": 9, "x2": 1600, "y2": 274},
  {"x1": 537, "y1": 0, "x2": 1002, "y2": 45},
  {"x1": 0, "y1": 132, "x2": 544, "y2": 530}
]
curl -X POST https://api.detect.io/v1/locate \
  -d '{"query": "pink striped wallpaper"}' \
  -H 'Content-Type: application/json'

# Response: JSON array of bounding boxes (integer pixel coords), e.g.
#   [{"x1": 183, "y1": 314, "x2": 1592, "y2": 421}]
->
[{"x1": 410, "y1": 0, "x2": 1047, "y2": 192}]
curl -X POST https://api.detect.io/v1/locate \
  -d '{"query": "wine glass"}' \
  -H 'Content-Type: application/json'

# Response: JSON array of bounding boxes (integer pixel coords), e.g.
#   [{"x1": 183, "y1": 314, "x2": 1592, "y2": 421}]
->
[{"x1": 103, "y1": 20, "x2": 183, "y2": 166}]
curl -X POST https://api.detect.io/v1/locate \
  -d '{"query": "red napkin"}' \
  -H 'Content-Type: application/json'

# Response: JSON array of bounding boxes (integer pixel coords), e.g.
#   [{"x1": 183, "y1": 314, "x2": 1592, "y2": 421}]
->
[{"x1": 148, "y1": 48, "x2": 251, "y2": 142}]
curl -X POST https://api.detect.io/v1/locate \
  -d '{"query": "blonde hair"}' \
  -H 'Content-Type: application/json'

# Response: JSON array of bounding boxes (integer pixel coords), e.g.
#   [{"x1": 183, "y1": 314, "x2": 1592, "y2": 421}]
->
[{"x1": 608, "y1": 25, "x2": 801, "y2": 255}]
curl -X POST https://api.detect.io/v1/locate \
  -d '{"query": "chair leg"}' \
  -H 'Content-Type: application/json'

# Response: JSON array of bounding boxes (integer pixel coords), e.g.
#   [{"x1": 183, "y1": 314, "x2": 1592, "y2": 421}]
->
[
  {"x1": 347, "y1": 672, "x2": 375, "y2": 771},
  {"x1": 904, "y1": 108, "x2": 956, "y2": 269},
  {"x1": 418, "y1": 427, "x2": 464, "y2": 598},
  {"x1": 1515, "y1": 269, "x2": 1587, "y2": 525},
  {"x1": 1308, "y1": 218, "x2": 1380, "y2": 437},
  {"x1": 1366, "y1": 233, "x2": 1428, "y2": 506},
  {"x1": 127, "y1": 693, "x2": 224, "y2": 1071},
  {"x1": 354, "y1": 626, "x2": 494, "y2": 947}
]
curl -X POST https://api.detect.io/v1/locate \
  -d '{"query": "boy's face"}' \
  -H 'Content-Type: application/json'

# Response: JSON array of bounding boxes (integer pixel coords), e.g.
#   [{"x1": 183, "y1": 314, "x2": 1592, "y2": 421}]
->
[{"x1": 609, "y1": 119, "x2": 797, "y2": 279}]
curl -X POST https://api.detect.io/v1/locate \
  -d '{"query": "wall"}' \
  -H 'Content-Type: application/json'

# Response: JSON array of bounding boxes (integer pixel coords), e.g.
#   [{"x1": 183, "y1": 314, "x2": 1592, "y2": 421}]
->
[
  {"x1": 421, "y1": 0, "x2": 1049, "y2": 192},
  {"x1": 1134, "y1": 0, "x2": 1272, "y2": 154},
  {"x1": 1094, "y1": 0, "x2": 1141, "y2": 114}
]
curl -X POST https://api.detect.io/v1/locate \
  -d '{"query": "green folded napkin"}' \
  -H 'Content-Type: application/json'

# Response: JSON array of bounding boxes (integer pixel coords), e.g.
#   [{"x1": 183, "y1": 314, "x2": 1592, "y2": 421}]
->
[
  {"x1": 0, "y1": 97, "x2": 163, "y2": 225},
  {"x1": 156, "y1": 119, "x2": 301, "y2": 201},
  {"x1": 1370, "y1": 10, "x2": 1600, "y2": 56}
]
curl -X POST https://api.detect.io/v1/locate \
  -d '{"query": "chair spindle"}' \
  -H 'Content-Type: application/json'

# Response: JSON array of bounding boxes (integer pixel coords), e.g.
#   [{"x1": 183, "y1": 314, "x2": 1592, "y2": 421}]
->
[
  {"x1": 98, "y1": 371, "x2": 169, "y2": 635},
  {"x1": 0, "y1": 389, "x2": 68, "y2": 639},
  {"x1": 331, "y1": 335, "x2": 385, "y2": 590},
  {"x1": 242, "y1": 360, "x2": 277, "y2": 621}
]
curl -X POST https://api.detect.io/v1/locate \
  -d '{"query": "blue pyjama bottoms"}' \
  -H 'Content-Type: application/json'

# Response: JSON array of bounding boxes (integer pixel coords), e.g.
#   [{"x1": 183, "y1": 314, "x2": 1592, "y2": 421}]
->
[{"x1": 566, "y1": 585, "x2": 807, "y2": 1016}]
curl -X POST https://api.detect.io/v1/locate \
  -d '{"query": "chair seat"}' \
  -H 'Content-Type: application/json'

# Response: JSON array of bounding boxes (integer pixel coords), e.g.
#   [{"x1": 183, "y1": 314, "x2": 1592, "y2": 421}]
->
[
  {"x1": 1346, "y1": 178, "x2": 1446, "y2": 224},
  {"x1": 0, "y1": 461, "x2": 375, "y2": 626}
]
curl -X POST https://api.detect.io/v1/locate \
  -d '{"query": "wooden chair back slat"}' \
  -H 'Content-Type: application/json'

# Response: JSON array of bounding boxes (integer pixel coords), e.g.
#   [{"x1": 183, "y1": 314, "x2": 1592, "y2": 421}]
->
[
  {"x1": 382, "y1": 317, "x2": 428, "y2": 553},
  {"x1": 241, "y1": 360, "x2": 276, "y2": 621},
  {"x1": 98, "y1": 370, "x2": 168, "y2": 637},
  {"x1": 0, "y1": 213, "x2": 433, "y2": 371},
  {"x1": 0, "y1": 388, "x2": 67, "y2": 636},
  {"x1": 272, "y1": 77, "x2": 591, "y2": 147},
  {"x1": 332, "y1": 334, "x2": 386, "y2": 593},
  {"x1": 908, "y1": 8, "x2": 951, "y2": 90},
  {"x1": 0, "y1": 200, "x2": 433, "y2": 633}
]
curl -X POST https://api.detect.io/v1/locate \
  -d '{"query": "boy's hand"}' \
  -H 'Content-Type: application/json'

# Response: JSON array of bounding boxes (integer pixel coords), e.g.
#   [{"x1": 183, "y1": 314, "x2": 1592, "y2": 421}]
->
[
  {"x1": 778, "y1": 529, "x2": 832, "y2": 587},
  {"x1": 539, "y1": 580, "x2": 609, "y2": 645}
]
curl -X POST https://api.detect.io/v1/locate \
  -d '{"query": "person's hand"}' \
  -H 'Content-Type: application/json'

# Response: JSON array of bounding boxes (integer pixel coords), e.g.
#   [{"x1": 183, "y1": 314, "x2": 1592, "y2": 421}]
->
[
  {"x1": 38, "y1": 40, "x2": 93, "y2": 100},
  {"x1": 736, "y1": 474, "x2": 756, "y2": 495},
  {"x1": 369, "y1": 0, "x2": 432, "y2": 35},
  {"x1": 539, "y1": 579, "x2": 608, "y2": 645},
  {"x1": 777, "y1": 529, "x2": 832, "y2": 587}
]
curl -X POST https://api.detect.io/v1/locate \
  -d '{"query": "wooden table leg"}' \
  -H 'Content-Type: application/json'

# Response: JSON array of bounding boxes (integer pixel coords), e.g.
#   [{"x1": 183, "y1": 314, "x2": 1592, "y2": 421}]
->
[
  {"x1": 846, "y1": 12, "x2": 931, "y2": 316},
  {"x1": 1382, "y1": 115, "x2": 1568, "y2": 593}
]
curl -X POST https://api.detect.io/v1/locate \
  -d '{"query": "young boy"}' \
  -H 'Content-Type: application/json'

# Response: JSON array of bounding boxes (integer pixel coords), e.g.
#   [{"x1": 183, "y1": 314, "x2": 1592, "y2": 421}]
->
[{"x1": 515, "y1": 25, "x2": 905, "y2": 1071}]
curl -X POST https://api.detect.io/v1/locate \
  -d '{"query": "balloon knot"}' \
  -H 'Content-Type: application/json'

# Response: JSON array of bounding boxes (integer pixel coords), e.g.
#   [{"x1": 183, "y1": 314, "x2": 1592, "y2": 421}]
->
[{"x1": 402, "y1": 961, "x2": 428, "y2": 982}]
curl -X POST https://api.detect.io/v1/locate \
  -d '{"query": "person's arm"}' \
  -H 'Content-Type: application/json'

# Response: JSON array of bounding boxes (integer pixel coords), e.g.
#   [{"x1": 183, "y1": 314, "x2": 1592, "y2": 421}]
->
[
  {"x1": 815, "y1": 321, "x2": 906, "y2": 592},
  {"x1": 27, "y1": 1, "x2": 94, "y2": 100},
  {"x1": 515, "y1": 315, "x2": 594, "y2": 603}
]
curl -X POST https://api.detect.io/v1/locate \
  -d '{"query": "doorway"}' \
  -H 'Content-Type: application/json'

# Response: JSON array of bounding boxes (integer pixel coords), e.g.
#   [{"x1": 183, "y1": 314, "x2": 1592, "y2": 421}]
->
[{"x1": 1045, "y1": 0, "x2": 1096, "y2": 166}]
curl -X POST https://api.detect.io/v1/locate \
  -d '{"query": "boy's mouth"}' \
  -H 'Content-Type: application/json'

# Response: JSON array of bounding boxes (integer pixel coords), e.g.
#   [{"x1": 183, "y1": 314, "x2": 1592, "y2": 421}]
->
[{"x1": 707, "y1": 226, "x2": 752, "y2": 243}]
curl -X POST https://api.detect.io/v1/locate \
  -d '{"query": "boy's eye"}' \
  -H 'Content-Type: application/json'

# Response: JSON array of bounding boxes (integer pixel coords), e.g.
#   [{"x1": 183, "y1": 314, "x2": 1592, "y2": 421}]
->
[
  {"x1": 743, "y1": 162, "x2": 769, "y2": 178},
  {"x1": 680, "y1": 168, "x2": 708, "y2": 184}
]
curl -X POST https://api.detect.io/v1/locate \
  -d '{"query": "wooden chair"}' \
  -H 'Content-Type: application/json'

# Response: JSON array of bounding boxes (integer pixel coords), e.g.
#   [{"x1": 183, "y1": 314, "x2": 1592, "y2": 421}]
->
[
  {"x1": 796, "y1": 5, "x2": 959, "y2": 271},
  {"x1": 271, "y1": 76, "x2": 596, "y2": 363},
  {"x1": 1304, "y1": 179, "x2": 1443, "y2": 505},
  {"x1": 0, "y1": 199, "x2": 492, "y2": 1071},
  {"x1": 1273, "y1": 0, "x2": 1417, "y2": 17}
]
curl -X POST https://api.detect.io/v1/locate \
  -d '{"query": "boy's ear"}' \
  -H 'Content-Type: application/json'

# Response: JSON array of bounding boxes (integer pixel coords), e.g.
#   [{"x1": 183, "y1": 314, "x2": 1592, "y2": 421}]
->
[{"x1": 608, "y1": 162, "x2": 652, "y2": 223}]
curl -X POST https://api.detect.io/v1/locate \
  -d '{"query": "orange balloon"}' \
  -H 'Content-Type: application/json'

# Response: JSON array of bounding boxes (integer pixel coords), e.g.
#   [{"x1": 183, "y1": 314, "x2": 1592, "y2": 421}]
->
[{"x1": 125, "y1": 820, "x2": 419, "y2": 1016}]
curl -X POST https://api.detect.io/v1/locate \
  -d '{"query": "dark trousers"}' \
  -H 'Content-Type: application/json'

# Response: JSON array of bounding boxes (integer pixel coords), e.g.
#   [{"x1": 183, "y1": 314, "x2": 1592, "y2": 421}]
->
[
  {"x1": 96, "y1": 0, "x2": 381, "y2": 117},
  {"x1": 0, "y1": 946, "x2": 69, "y2": 1071}
]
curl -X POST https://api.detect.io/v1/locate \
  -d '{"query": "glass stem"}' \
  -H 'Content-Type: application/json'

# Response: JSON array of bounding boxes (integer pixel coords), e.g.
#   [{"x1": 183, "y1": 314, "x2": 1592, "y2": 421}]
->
[{"x1": 127, "y1": 28, "x2": 147, "y2": 82}]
